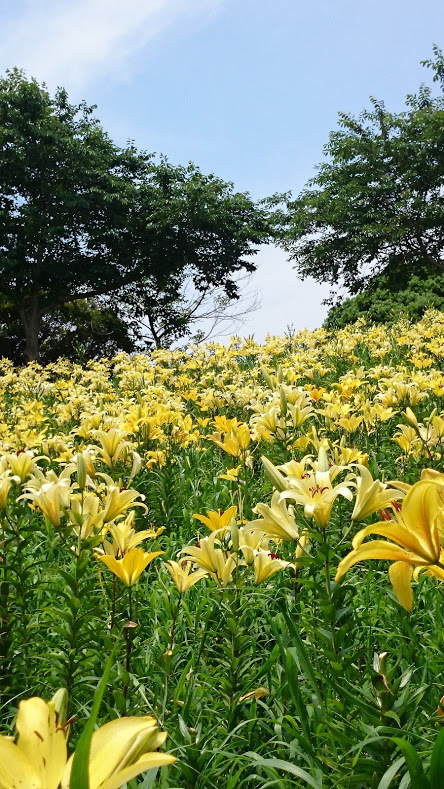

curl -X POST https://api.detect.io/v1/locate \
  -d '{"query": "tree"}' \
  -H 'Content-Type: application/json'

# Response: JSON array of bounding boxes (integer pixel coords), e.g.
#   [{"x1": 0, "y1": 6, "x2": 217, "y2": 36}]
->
[
  {"x1": 324, "y1": 269, "x2": 444, "y2": 329},
  {"x1": 280, "y1": 47, "x2": 444, "y2": 302},
  {"x1": 0, "y1": 69, "x2": 270, "y2": 362}
]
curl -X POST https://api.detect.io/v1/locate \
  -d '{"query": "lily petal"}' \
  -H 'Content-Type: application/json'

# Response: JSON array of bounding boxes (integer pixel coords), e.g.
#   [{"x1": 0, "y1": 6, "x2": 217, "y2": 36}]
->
[{"x1": 388, "y1": 561, "x2": 414, "y2": 611}]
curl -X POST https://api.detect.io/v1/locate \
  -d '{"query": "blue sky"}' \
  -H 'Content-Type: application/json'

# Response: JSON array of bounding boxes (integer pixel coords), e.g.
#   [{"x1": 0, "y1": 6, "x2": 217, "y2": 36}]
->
[{"x1": 1, "y1": 0, "x2": 443, "y2": 340}]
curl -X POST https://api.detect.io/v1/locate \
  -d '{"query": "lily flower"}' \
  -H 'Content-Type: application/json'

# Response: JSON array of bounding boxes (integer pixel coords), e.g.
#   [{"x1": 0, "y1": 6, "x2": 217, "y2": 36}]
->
[
  {"x1": 164, "y1": 560, "x2": 208, "y2": 593},
  {"x1": 4, "y1": 451, "x2": 43, "y2": 483},
  {"x1": 101, "y1": 486, "x2": 147, "y2": 524},
  {"x1": 279, "y1": 449, "x2": 354, "y2": 528},
  {"x1": 0, "y1": 690, "x2": 175, "y2": 789},
  {"x1": 69, "y1": 492, "x2": 104, "y2": 539},
  {"x1": 101, "y1": 512, "x2": 164, "y2": 558},
  {"x1": 20, "y1": 478, "x2": 73, "y2": 526},
  {"x1": 98, "y1": 547, "x2": 163, "y2": 587},
  {"x1": 193, "y1": 506, "x2": 237, "y2": 535},
  {"x1": 238, "y1": 527, "x2": 266, "y2": 565},
  {"x1": 0, "y1": 470, "x2": 13, "y2": 510},
  {"x1": 253, "y1": 550, "x2": 293, "y2": 585},
  {"x1": 336, "y1": 480, "x2": 444, "y2": 611},
  {"x1": 93, "y1": 427, "x2": 133, "y2": 469},
  {"x1": 250, "y1": 490, "x2": 300, "y2": 543},
  {"x1": 351, "y1": 465, "x2": 404, "y2": 521},
  {"x1": 180, "y1": 531, "x2": 240, "y2": 587}
]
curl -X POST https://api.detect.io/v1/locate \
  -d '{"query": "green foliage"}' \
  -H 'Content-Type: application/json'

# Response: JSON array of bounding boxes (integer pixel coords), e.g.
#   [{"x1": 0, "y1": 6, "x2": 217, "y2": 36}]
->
[
  {"x1": 280, "y1": 46, "x2": 444, "y2": 303},
  {"x1": 324, "y1": 270, "x2": 444, "y2": 329},
  {"x1": 0, "y1": 69, "x2": 270, "y2": 362}
]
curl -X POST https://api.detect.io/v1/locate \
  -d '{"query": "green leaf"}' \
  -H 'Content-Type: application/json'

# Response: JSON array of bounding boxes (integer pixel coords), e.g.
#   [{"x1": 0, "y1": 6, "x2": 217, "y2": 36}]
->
[
  {"x1": 69, "y1": 640, "x2": 120, "y2": 789},
  {"x1": 377, "y1": 756, "x2": 406, "y2": 789},
  {"x1": 429, "y1": 727, "x2": 444, "y2": 789},
  {"x1": 245, "y1": 753, "x2": 322, "y2": 788},
  {"x1": 391, "y1": 737, "x2": 431, "y2": 789}
]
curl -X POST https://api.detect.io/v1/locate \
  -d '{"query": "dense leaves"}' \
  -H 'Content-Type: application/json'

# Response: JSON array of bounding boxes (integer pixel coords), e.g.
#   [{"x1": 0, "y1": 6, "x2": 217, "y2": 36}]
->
[
  {"x1": 1, "y1": 314, "x2": 444, "y2": 786},
  {"x1": 0, "y1": 69, "x2": 270, "y2": 361},
  {"x1": 280, "y1": 47, "x2": 444, "y2": 303}
]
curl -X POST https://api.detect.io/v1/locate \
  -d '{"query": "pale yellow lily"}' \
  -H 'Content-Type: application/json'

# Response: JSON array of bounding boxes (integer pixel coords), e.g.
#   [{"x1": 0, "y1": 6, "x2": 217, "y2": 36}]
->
[
  {"x1": 336, "y1": 480, "x2": 444, "y2": 611},
  {"x1": 98, "y1": 547, "x2": 163, "y2": 587},
  {"x1": 180, "y1": 531, "x2": 240, "y2": 587},
  {"x1": 0, "y1": 690, "x2": 175, "y2": 789},
  {"x1": 93, "y1": 427, "x2": 133, "y2": 469},
  {"x1": 351, "y1": 465, "x2": 404, "y2": 522},
  {"x1": 69, "y1": 492, "x2": 104, "y2": 539},
  {"x1": 164, "y1": 560, "x2": 208, "y2": 593},
  {"x1": 101, "y1": 486, "x2": 147, "y2": 524},
  {"x1": 279, "y1": 449, "x2": 354, "y2": 528},
  {"x1": 0, "y1": 470, "x2": 13, "y2": 510},
  {"x1": 238, "y1": 527, "x2": 266, "y2": 565},
  {"x1": 101, "y1": 511, "x2": 164, "y2": 558},
  {"x1": 20, "y1": 479, "x2": 73, "y2": 526},
  {"x1": 250, "y1": 491, "x2": 300, "y2": 543},
  {"x1": 4, "y1": 451, "x2": 43, "y2": 483},
  {"x1": 253, "y1": 550, "x2": 293, "y2": 585}
]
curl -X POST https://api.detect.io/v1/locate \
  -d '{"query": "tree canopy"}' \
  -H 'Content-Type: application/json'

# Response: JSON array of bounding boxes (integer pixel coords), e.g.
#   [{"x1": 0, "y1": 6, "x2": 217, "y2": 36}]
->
[
  {"x1": 280, "y1": 47, "x2": 444, "y2": 302},
  {"x1": 324, "y1": 269, "x2": 444, "y2": 329},
  {"x1": 0, "y1": 69, "x2": 270, "y2": 362}
]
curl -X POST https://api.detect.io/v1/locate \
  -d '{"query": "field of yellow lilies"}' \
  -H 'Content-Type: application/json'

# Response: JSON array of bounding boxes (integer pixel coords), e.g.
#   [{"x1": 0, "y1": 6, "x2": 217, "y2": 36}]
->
[{"x1": 2, "y1": 311, "x2": 444, "y2": 788}]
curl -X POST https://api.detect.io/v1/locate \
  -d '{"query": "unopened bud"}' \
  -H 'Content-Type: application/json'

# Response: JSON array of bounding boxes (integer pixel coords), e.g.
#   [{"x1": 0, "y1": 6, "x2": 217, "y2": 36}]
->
[
  {"x1": 76, "y1": 453, "x2": 86, "y2": 491},
  {"x1": 261, "y1": 456, "x2": 287, "y2": 492},
  {"x1": 279, "y1": 386, "x2": 288, "y2": 417},
  {"x1": 230, "y1": 518, "x2": 239, "y2": 553},
  {"x1": 51, "y1": 688, "x2": 68, "y2": 728}
]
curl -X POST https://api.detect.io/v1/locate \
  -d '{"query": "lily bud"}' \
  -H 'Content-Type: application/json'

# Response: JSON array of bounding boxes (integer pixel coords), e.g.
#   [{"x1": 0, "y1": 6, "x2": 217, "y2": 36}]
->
[
  {"x1": 230, "y1": 517, "x2": 239, "y2": 552},
  {"x1": 260, "y1": 366, "x2": 274, "y2": 389},
  {"x1": 76, "y1": 453, "x2": 86, "y2": 491},
  {"x1": 261, "y1": 456, "x2": 287, "y2": 492},
  {"x1": 279, "y1": 386, "x2": 288, "y2": 417},
  {"x1": 403, "y1": 407, "x2": 420, "y2": 432},
  {"x1": 50, "y1": 687, "x2": 68, "y2": 728}
]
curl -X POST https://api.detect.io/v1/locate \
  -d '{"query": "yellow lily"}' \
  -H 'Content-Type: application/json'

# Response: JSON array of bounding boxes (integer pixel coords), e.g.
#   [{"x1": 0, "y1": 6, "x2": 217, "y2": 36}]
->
[
  {"x1": 101, "y1": 486, "x2": 147, "y2": 524},
  {"x1": 69, "y1": 492, "x2": 104, "y2": 539},
  {"x1": 253, "y1": 549, "x2": 293, "y2": 585},
  {"x1": 93, "y1": 427, "x2": 133, "y2": 469},
  {"x1": 98, "y1": 547, "x2": 163, "y2": 587},
  {"x1": 4, "y1": 451, "x2": 43, "y2": 483},
  {"x1": 279, "y1": 449, "x2": 354, "y2": 528},
  {"x1": 336, "y1": 480, "x2": 444, "y2": 611},
  {"x1": 20, "y1": 479, "x2": 73, "y2": 527},
  {"x1": 0, "y1": 690, "x2": 175, "y2": 789},
  {"x1": 164, "y1": 560, "x2": 208, "y2": 593},
  {"x1": 101, "y1": 511, "x2": 164, "y2": 557},
  {"x1": 193, "y1": 506, "x2": 237, "y2": 535},
  {"x1": 210, "y1": 423, "x2": 251, "y2": 457},
  {"x1": 238, "y1": 527, "x2": 266, "y2": 565},
  {"x1": 351, "y1": 465, "x2": 404, "y2": 522},
  {"x1": 250, "y1": 490, "x2": 300, "y2": 543},
  {"x1": 0, "y1": 470, "x2": 13, "y2": 510},
  {"x1": 180, "y1": 531, "x2": 240, "y2": 587}
]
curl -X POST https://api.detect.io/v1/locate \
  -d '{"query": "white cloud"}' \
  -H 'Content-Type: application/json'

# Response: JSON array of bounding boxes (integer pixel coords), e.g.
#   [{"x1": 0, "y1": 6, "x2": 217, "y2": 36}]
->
[{"x1": 0, "y1": 0, "x2": 222, "y2": 90}]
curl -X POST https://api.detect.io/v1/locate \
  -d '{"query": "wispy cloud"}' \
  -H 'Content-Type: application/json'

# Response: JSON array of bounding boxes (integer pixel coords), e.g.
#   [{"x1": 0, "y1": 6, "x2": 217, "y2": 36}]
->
[{"x1": 0, "y1": 0, "x2": 222, "y2": 90}]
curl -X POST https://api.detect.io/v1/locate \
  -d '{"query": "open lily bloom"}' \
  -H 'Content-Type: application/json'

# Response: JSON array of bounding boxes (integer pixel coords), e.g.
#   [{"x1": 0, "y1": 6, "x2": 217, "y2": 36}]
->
[
  {"x1": 336, "y1": 479, "x2": 444, "y2": 610},
  {"x1": 0, "y1": 692, "x2": 175, "y2": 789},
  {"x1": 98, "y1": 547, "x2": 164, "y2": 586},
  {"x1": 180, "y1": 530, "x2": 241, "y2": 587},
  {"x1": 250, "y1": 490, "x2": 300, "y2": 543},
  {"x1": 193, "y1": 505, "x2": 237, "y2": 535},
  {"x1": 351, "y1": 464, "x2": 404, "y2": 522}
]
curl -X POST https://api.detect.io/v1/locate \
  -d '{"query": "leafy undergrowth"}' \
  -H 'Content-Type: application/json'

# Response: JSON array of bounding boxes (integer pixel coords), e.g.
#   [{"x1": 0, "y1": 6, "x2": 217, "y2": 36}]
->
[{"x1": 2, "y1": 311, "x2": 444, "y2": 787}]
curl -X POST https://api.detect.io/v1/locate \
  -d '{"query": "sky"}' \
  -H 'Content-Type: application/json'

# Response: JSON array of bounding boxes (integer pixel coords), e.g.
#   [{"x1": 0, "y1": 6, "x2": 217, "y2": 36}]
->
[{"x1": 1, "y1": 0, "x2": 443, "y2": 341}]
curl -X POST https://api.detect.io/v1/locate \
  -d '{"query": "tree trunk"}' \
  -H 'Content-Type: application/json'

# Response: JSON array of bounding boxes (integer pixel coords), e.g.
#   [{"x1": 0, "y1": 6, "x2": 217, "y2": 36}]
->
[{"x1": 19, "y1": 292, "x2": 41, "y2": 363}]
